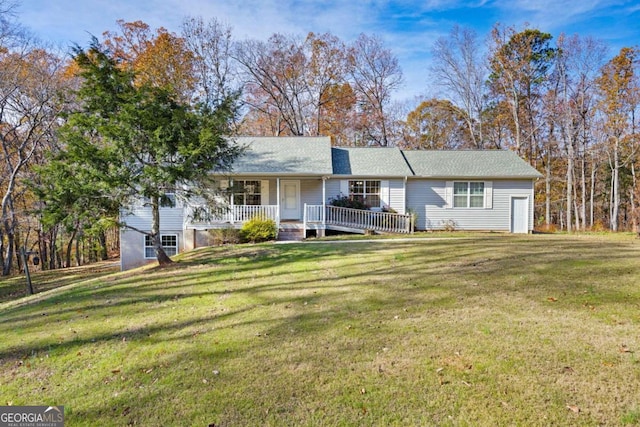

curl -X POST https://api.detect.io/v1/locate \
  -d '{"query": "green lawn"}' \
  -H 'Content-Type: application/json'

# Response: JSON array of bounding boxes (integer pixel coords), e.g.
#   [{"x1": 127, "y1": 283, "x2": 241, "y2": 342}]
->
[{"x1": 1, "y1": 234, "x2": 639, "y2": 426}]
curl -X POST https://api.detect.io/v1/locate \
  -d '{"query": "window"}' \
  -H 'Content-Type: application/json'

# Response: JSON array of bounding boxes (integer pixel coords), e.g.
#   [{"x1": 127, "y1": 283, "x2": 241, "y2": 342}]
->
[
  {"x1": 161, "y1": 193, "x2": 176, "y2": 208},
  {"x1": 231, "y1": 180, "x2": 261, "y2": 205},
  {"x1": 453, "y1": 182, "x2": 485, "y2": 208},
  {"x1": 144, "y1": 234, "x2": 178, "y2": 259},
  {"x1": 349, "y1": 180, "x2": 381, "y2": 209}
]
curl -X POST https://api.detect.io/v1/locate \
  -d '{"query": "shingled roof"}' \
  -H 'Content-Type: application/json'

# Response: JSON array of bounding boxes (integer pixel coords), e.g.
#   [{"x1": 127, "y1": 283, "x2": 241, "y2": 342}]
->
[
  {"x1": 227, "y1": 137, "x2": 541, "y2": 179},
  {"x1": 230, "y1": 136, "x2": 334, "y2": 175},
  {"x1": 332, "y1": 147, "x2": 413, "y2": 177},
  {"x1": 402, "y1": 150, "x2": 542, "y2": 179}
]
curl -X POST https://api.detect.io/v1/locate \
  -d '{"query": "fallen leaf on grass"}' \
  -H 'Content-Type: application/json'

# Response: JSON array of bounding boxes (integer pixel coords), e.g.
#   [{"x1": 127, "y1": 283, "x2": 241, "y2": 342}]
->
[
  {"x1": 547, "y1": 297, "x2": 558, "y2": 302},
  {"x1": 566, "y1": 405, "x2": 580, "y2": 413},
  {"x1": 111, "y1": 368, "x2": 121, "y2": 374},
  {"x1": 619, "y1": 345, "x2": 633, "y2": 353}
]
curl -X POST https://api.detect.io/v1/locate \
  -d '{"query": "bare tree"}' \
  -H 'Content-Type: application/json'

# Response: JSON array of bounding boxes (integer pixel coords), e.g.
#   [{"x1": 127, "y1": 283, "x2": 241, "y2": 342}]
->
[
  {"x1": 431, "y1": 26, "x2": 488, "y2": 148},
  {"x1": 347, "y1": 33, "x2": 403, "y2": 146},
  {"x1": 550, "y1": 34, "x2": 607, "y2": 231},
  {"x1": 181, "y1": 16, "x2": 239, "y2": 109},
  {"x1": 234, "y1": 34, "x2": 311, "y2": 136},
  {"x1": 596, "y1": 47, "x2": 639, "y2": 231},
  {"x1": 0, "y1": 40, "x2": 68, "y2": 275}
]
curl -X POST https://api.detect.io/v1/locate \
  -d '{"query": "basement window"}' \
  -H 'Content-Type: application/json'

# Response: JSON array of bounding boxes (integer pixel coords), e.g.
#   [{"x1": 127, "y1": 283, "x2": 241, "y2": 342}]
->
[{"x1": 144, "y1": 234, "x2": 178, "y2": 259}]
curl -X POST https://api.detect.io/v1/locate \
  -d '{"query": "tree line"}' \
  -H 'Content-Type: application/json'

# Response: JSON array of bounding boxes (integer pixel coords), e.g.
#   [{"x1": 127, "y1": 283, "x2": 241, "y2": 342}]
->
[{"x1": 1, "y1": 3, "x2": 638, "y2": 275}]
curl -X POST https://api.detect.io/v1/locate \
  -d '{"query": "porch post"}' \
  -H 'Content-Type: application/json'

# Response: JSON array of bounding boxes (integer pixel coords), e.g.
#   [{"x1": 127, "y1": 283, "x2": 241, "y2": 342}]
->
[
  {"x1": 230, "y1": 178, "x2": 234, "y2": 224},
  {"x1": 276, "y1": 177, "x2": 280, "y2": 222},
  {"x1": 322, "y1": 177, "x2": 327, "y2": 226}
]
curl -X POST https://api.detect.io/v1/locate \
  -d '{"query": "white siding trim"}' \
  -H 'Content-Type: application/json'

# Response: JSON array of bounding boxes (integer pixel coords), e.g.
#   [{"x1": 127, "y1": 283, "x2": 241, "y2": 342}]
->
[
  {"x1": 444, "y1": 181, "x2": 453, "y2": 209},
  {"x1": 380, "y1": 180, "x2": 390, "y2": 209},
  {"x1": 484, "y1": 181, "x2": 493, "y2": 209}
]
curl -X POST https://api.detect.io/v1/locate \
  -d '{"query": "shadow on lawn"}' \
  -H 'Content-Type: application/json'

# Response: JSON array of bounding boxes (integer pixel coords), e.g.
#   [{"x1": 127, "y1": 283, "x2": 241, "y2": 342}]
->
[{"x1": 1, "y1": 235, "x2": 639, "y2": 424}]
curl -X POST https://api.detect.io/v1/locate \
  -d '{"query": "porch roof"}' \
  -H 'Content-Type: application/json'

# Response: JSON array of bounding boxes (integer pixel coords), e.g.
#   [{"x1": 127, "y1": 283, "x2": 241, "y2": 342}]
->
[
  {"x1": 230, "y1": 136, "x2": 333, "y2": 175},
  {"x1": 402, "y1": 150, "x2": 543, "y2": 179},
  {"x1": 331, "y1": 147, "x2": 413, "y2": 177}
]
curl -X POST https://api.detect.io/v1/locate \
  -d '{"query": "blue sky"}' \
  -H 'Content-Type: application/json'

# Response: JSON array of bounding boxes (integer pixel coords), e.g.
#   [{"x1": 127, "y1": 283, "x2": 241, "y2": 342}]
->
[{"x1": 16, "y1": 0, "x2": 640, "y2": 101}]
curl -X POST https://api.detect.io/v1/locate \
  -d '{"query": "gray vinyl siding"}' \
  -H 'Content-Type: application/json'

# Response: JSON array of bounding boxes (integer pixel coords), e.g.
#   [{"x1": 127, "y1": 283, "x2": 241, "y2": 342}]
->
[
  {"x1": 407, "y1": 179, "x2": 535, "y2": 231},
  {"x1": 300, "y1": 179, "x2": 323, "y2": 206},
  {"x1": 325, "y1": 179, "x2": 342, "y2": 202},
  {"x1": 389, "y1": 179, "x2": 406, "y2": 214},
  {"x1": 120, "y1": 204, "x2": 184, "y2": 231}
]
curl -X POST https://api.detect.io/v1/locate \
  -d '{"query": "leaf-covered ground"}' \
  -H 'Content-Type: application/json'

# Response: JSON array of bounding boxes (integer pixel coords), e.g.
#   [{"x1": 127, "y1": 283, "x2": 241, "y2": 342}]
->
[{"x1": 1, "y1": 234, "x2": 639, "y2": 426}]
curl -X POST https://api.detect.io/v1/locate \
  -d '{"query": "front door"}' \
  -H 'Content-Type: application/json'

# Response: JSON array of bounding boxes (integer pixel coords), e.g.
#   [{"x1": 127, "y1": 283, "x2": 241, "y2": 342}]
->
[
  {"x1": 511, "y1": 196, "x2": 529, "y2": 233},
  {"x1": 280, "y1": 180, "x2": 300, "y2": 220}
]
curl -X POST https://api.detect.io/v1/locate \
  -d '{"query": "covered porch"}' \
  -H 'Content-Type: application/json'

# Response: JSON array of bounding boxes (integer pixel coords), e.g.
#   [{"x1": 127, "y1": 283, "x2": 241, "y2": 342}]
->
[{"x1": 183, "y1": 177, "x2": 413, "y2": 237}]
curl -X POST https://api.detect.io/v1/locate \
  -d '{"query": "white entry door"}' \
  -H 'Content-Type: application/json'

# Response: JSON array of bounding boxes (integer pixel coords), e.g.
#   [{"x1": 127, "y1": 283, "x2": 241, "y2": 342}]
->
[
  {"x1": 280, "y1": 180, "x2": 300, "y2": 220},
  {"x1": 511, "y1": 197, "x2": 529, "y2": 233}
]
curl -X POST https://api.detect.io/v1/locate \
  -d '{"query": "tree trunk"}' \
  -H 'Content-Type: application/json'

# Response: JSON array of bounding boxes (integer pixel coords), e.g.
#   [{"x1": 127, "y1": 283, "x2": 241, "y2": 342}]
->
[
  {"x1": 151, "y1": 195, "x2": 173, "y2": 266},
  {"x1": 611, "y1": 140, "x2": 620, "y2": 231},
  {"x1": 75, "y1": 233, "x2": 81, "y2": 266},
  {"x1": 98, "y1": 230, "x2": 108, "y2": 261},
  {"x1": 590, "y1": 159, "x2": 596, "y2": 228},
  {"x1": 566, "y1": 142, "x2": 574, "y2": 232},
  {"x1": 580, "y1": 153, "x2": 587, "y2": 230},
  {"x1": 65, "y1": 224, "x2": 78, "y2": 268}
]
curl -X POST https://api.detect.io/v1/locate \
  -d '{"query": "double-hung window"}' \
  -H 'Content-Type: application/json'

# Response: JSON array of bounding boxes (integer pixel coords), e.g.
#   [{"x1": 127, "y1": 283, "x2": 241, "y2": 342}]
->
[
  {"x1": 453, "y1": 182, "x2": 485, "y2": 208},
  {"x1": 231, "y1": 180, "x2": 261, "y2": 205},
  {"x1": 349, "y1": 180, "x2": 381, "y2": 209},
  {"x1": 144, "y1": 234, "x2": 178, "y2": 259}
]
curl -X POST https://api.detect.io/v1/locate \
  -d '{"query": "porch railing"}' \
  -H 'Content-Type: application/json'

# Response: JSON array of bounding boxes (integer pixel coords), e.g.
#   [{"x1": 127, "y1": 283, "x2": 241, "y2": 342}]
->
[
  {"x1": 305, "y1": 204, "x2": 412, "y2": 234},
  {"x1": 185, "y1": 204, "x2": 279, "y2": 227}
]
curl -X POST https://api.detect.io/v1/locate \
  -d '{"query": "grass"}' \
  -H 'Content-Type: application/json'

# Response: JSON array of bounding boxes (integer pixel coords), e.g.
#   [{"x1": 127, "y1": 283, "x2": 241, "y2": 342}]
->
[
  {"x1": 1, "y1": 234, "x2": 639, "y2": 426},
  {"x1": 0, "y1": 260, "x2": 119, "y2": 304}
]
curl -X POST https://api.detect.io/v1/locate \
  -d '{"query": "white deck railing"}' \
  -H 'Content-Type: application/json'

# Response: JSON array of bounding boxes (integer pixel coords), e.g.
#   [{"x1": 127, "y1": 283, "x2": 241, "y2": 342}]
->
[
  {"x1": 186, "y1": 203, "x2": 412, "y2": 234},
  {"x1": 185, "y1": 205, "x2": 279, "y2": 227},
  {"x1": 305, "y1": 204, "x2": 412, "y2": 234}
]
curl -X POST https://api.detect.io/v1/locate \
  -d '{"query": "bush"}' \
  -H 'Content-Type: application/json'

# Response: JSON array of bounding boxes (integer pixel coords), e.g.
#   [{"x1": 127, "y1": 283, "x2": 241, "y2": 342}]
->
[
  {"x1": 329, "y1": 195, "x2": 367, "y2": 210},
  {"x1": 441, "y1": 219, "x2": 457, "y2": 232},
  {"x1": 209, "y1": 227, "x2": 241, "y2": 245},
  {"x1": 240, "y1": 217, "x2": 277, "y2": 243}
]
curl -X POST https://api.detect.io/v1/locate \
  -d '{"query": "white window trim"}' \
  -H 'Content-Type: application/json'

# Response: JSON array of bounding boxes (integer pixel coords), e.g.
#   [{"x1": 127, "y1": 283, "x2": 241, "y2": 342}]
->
[
  {"x1": 445, "y1": 181, "x2": 492, "y2": 209},
  {"x1": 345, "y1": 179, "x2": 383, "y2": 209},
  {"x1": 230, "y1": 179, "x2": 263, "y2": 206},
  {"x1": 144, "y1": 234, "x2": 178, "y2": 259}
]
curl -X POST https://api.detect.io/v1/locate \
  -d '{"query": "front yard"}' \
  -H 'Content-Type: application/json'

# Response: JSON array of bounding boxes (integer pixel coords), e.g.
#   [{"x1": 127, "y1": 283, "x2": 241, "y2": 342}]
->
[{"x1": 1, "y1": 234, "x2": 639, "y2": 426}]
